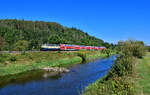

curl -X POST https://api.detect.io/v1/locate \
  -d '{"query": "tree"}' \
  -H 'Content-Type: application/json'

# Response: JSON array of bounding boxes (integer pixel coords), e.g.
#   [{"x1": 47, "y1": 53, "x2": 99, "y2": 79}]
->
[
  {"x1": 0, "y1": 36, "x2": 5, "y2": 50},
  {"x1": 103, "y1": 42, "x2": 111, "y2": 48},
  {"x1": 14, "y1": 40, "x2": 28, "y2": 51}
]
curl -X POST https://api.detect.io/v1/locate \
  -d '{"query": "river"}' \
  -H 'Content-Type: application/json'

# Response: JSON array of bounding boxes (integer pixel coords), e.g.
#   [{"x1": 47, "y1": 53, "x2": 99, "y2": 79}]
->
[{"x1": 0, "y1": 55, "x2": 116, "y2": 95}]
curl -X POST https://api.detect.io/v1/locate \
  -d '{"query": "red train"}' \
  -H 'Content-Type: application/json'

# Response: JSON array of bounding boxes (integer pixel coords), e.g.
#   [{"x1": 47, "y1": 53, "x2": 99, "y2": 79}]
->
[{"x1": 41, "y1": 44, "x2": 106, "y2": 51}]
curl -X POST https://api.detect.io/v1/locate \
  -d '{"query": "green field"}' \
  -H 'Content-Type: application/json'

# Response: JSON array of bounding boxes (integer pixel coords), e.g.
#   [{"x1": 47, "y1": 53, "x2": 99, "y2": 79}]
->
[
  {"x1": 0, "y1": 51, "x2": 108, "y2": 77},
  {"x1": 135, "y1": 52, "x2": 150, "y2": 95}
]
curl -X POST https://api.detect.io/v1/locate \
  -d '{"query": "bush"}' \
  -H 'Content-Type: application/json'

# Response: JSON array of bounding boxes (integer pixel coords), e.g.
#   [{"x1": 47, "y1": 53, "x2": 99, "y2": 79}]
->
[
  {"x1": 77, "y1": 51, "x2": 87, "y2": 62},
  {"x1": 100, "y1": 49, "x2": 112, "y2": 56},
  {"x1": 9, "y1": 56, "x2": 17, "y2": 62},
  {"x1": 105, "y1": 49, "x2": 111, "y2": 56},
  {"x1": 147, "y1": 46, "x2": 150, "y2": 52},
  {"x1": 118, "y1": 40, "x2": 146, "y2": 58},
  {"x1": 0, "y1": 54, "x2": 17, "y2": 63},
  {"x1": 132, "y1": 42, "x2": 146, "y2": 58},
  {"x1": 83, "y1": 76, "x2": 134, "y2": 95},
  {"x1": 21, "y1": 51, "x2": 27, "y2": 55},
  {"x1": 0, "y1": 54, "x2": 4, "y2": 63},
  {"x1": 105, "y1": 54, "x2": 134, "y2": 80},
  {"x1": 14, "y1": 40, "x2": 28, "y2": 51}
]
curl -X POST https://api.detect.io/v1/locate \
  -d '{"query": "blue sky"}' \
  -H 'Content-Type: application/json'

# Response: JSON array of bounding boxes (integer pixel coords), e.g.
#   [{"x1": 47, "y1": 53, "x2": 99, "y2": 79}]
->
[{"x1": 0, "y1": 0, "x2": 150, "y2": 45}]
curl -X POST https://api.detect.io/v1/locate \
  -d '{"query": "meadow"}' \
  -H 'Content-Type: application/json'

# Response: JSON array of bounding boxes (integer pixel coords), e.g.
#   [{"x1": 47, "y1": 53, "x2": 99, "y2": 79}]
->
[
  {"x1": 0, "y1": 51, "x2": 108, "y2": 77},
  {"x1": 135, "y1": 52, "x2": 150, "y2": 95}
]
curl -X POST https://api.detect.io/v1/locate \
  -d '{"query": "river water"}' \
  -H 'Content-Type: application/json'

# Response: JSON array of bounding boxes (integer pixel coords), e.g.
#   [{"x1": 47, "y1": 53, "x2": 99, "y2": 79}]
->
[{"x1": 0, "y1": 56, "x2": 116, "y2": 95}]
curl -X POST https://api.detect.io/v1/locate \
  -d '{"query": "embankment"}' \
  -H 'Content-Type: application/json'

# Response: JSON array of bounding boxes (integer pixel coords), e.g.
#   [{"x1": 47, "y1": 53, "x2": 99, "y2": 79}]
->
[
  {"x1": 0, "y1": 51, "x2": 108, "y2": 77},
  {"x1": 83, "y1": 52, "x2": 150, "y2": 95},
  {"x1": 83, "y1": 54, "x2": 136, "y2": 95}
]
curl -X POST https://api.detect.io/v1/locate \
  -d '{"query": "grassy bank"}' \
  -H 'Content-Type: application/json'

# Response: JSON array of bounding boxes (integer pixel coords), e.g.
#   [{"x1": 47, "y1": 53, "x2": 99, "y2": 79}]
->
[
  {"x1": 0, "y1": 56, "x2": 82, "y2": 76},
  {"x1": 83, "y1": 40, "x2": 146, "y2": 95},
  {"x1": 0, "y1": 51, "x2": 108, "y2": 77},
  {"x1": 82, "y1": 55, "x2": 135, "y2": 95},
  {"x1": 135, "y1": 52, "x2": 150, "y2": 95},
  {"x1": 86, "y1": 53, "x2": 107, "y2": 60}
]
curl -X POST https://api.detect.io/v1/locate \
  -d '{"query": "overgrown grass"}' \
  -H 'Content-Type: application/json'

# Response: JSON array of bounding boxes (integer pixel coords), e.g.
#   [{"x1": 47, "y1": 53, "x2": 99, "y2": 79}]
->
[
  {"x1": 82, "y1": 76, "x2": 134, "y2": 95},
  {"x1": 77, "y1": 51, "x2": 108, "y2": 62},
  {"x1": 135, "y1": 52, "x2": 150, "y2": 95},
  {"x1": 0, "y1": 51, "x2": 108, "y2": 77},
  {"x1": 83, "y1": 54, "x2": 136, "y2": 95}
]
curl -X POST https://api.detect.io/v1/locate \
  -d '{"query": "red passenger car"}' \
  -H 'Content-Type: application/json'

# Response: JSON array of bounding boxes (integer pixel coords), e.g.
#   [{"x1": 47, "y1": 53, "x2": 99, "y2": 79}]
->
[
  {"x1": 60, "y1": 44, "x2": 80, "y2": 51},
  {"x1": 74, "y1": 45, "x2": 81, "y2": 50},
  {"x1": 86, "y1": 46, "x2": 91, "y2": 50},
  {"x1": 41, "y1": 44, "x2": 106, "y2": 51}
]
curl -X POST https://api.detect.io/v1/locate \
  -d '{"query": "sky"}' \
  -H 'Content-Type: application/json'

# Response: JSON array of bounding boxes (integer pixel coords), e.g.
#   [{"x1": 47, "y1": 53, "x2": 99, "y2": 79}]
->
[{"x1": 0, "y1": 0, "x2": 150, "y2": 45}]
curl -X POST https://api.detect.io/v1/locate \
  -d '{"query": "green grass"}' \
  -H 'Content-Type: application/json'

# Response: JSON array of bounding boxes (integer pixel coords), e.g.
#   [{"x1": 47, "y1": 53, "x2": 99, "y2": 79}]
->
[
  {"x1": 135, "y1": 52, "x2": 150, "y2": 95},
  {"x1": 86, "y1": 53, "x2": 107, "y2": 59},
  {"x1": 0, "y1": 56, "x2": 82, "y2": 76},
  {"x1": 82, "y1": 76, "x2": 134, "y2": 95},
  {"x1": 0, "y1": 51, "x2": 108, "y2": 77}
]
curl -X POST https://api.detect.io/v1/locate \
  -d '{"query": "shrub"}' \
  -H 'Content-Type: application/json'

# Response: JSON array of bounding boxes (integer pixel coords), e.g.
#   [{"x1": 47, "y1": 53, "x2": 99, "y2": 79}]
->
[
  {"x1": 14, "y1": 40, "x2": 28, "y2": 51},
  {"x1": 77, "y1": 51, "x2": 87, "y2": 62},
  {"x1": 132, "y1": 42, "x2": 146, "y2": 58},
  {"x1": 83, "y1": 76, "x2": 134, "y2": 95},
  {"x1": 148, "y1": 46, "x2": 150, "y2": 52},
  {"x1": 118, "y1": 40, "x2": 146, "y2": 58},
  {"x1": 0, "y1": 37, "x2": 6, "y2": 51},
  {"x1": 0, "y1": 54, "x2": 4, "y2": 63},
  {"x1": 21, "y1": 51, "x2": 27, "y2": 55},
  {"x1": 9, "y1": 56, "x2": 17, "y2": 62},
  {"x1": 100, "y1": 49, "x2": 112, "y2": 56},
  {"x1": 105, "y1": 49, "x2": 111, "y2": 57},
  {"x1": 100, "y1": 49, "x2": 105, "y2": 54},
  {"x1": 28, "y1": 55, "x2": 33, "y2": 60},
  {"x1": 105, "y1": 54, "x2": 134, "y2": 80},
  {"x1": 0, "y1": 53, "x2": 10, "y2": 63}
]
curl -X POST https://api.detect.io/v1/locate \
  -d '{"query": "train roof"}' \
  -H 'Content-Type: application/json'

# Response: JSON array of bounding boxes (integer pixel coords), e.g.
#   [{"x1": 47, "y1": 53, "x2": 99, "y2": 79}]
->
[{"x1": 43, "y1": 44, "x2": 60, "y2": 46}]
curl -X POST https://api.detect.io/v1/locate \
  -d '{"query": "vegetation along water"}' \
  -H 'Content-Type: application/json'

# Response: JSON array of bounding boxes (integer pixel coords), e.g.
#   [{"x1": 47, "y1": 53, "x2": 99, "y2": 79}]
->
[
  {"x1": 0, "y1": 51, "x2": 110, "y2": 77},
  {"x1": 83, "y1": 40, "x2": 147, "y2": 95},
  {"x1": 0, "y1": 54, "x2": 116, "y2": 95}
]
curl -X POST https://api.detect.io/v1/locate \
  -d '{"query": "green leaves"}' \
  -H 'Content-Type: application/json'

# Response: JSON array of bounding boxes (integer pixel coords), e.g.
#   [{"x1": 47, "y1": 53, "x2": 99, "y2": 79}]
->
[
  {"x1": 0, "y1": 36, "x2": 5, "y2": 50},
  {"x1": 117, "y1": 40, "x2": 146, "y2": 58},
  {"x1": 14, "y1": 40, "x2": 28, "y2": 51}
]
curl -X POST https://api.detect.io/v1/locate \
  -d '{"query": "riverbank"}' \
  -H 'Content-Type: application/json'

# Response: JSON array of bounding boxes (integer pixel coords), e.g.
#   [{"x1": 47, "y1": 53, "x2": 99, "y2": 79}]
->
[
  {"x1": 83, "y1": 54, "x2": 136, "y2": 95},
  {"x1": 83, "y1": 52, "x2": 150, "y2": 95},
  {"x1": 135, "y1": 52, "x2": 150, "y2": 95},
  {"x1": 0, "y1": 51, "x2": 108, "y2": 77}
]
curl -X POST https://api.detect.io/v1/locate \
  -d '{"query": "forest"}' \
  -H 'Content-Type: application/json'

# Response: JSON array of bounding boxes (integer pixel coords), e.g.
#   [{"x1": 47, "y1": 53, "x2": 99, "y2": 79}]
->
[{"x1": 0, "y1": 19, "x2": 112, "y2": 51}]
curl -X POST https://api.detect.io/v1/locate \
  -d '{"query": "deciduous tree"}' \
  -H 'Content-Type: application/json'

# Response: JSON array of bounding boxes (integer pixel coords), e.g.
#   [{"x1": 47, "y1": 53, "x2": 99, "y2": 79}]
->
[
  {"x1": 14, "y1": 40, "x2": 28, "y2": 51},
  {"x1": 0, "y1": 36, "x2": 5, "y2": 50}
]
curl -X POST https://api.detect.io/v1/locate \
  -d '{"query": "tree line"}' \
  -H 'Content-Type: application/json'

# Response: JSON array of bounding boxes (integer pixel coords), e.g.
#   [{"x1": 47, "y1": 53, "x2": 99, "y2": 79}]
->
[{"x1": 0, "y1": 19, "x2": 112, "y2": 51}]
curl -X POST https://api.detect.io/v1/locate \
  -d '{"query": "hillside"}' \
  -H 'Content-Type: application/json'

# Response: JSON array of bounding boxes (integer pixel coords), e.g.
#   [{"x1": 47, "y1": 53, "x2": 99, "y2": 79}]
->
[{"x1": 0, "y1": 19, "x2": 109, "y2": 50}]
